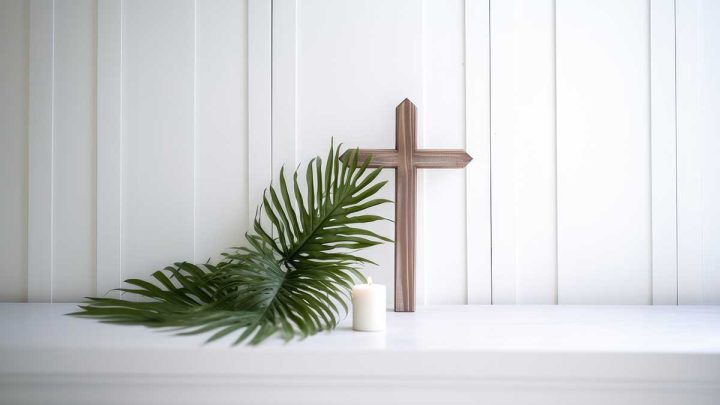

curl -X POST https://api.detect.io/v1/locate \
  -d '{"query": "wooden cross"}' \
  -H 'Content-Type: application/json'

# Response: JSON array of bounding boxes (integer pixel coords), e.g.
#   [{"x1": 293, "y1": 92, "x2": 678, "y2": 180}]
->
[{"x1": 342, "y1": 99, "x2": 472, "y2": 312}]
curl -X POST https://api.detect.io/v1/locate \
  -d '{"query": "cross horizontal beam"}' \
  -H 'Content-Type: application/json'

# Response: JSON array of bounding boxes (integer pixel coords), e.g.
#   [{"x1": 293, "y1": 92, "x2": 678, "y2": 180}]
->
[{"x1": 348, "y1": 149, "x2": 472, "y2": 168}]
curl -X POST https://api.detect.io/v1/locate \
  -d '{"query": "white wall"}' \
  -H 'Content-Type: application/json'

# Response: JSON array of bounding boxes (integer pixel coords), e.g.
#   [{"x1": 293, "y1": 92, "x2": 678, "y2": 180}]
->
[
  {"x1": 1, "y1": 0, "x2": 718, "y2": 305},
  {"x1": 282, "y1": 0, "x2": 486, "y2": 307},
  {"x1": 267, "y1": 0, "x2": 720, "y2": 306},
  {"x1": 1, "y1": 0, "x2": 248, "y2": 302}
]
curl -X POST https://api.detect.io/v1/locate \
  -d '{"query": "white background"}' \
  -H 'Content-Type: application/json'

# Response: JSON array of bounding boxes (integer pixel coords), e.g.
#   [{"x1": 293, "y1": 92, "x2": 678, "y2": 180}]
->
[{"x1": 1, "y1": 0, "x2": 718, "y2": 306}]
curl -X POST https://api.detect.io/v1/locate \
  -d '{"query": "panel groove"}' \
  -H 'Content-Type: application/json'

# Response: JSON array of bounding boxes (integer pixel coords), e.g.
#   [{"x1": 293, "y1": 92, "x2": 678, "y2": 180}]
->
[
  {"x1": 50, "y1": 0, "x2": 54, "y2": 302},
  {"x1": 553, "y1": 0, "x2": 559, "y2": 305},
  {"x1": 418, "y1": 0, "x2": 426, "y2": 307},
  {"x1": 673, "y1": 0, "x2": 678, "y2": 303},
  {"x1": 193, "y1": 0, "x2": 198, "y2": 263},
  {"x1": 488, "y1": 0, "x2": 494, "y2": 305}
]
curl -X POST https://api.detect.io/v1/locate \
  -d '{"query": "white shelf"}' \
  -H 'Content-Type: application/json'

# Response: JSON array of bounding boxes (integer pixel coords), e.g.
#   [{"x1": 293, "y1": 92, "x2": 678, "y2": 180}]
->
[{"x1": 1, "y1": 304, "x2": 719, "y2": 404}]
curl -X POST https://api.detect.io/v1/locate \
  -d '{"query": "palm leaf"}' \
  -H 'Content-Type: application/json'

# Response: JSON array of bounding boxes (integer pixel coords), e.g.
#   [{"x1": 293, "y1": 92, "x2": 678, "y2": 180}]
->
[{"x1": 71, "y1": 142, "x2": 392, "y2": 345}]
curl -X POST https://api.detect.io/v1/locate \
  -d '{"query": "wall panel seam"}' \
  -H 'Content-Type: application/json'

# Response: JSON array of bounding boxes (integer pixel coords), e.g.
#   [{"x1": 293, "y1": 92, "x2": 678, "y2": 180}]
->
[
  {"x1": 649, "y1": 1, "x2": 654, "y2": 304},
  {"x1": 193, "y1": 0, "x2": 198, "y2": 264},
  {"x1": 50, "y1": 0, "x2": 55, "y2": 302},
  {"x1": 673, "y1": 0, "x2": 678, "y2": 303},
  {"x1": 419, "y1": 0, "x2": 426, "y2": 306},
  {"x1": 553, "y1": 0, "x2": 559, "y2": 305},
  {"x1": 488, "y1": 0, "x2": 493, "y2": 305}
]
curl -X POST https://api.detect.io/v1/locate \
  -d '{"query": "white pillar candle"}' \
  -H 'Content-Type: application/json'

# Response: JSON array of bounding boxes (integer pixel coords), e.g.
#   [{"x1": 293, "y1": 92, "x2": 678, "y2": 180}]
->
[{"x1": 351, "y1": 277, "x2": 386, "y2": 331}]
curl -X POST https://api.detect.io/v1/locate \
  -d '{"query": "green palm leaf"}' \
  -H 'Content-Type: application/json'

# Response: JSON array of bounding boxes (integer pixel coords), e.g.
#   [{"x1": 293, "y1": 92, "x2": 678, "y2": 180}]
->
[{"x1": 70, "y1": 142, "x2": 392, "y2": 345}]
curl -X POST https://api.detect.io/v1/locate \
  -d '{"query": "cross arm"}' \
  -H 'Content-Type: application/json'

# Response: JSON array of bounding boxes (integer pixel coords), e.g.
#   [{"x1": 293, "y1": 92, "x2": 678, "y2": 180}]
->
[
  {"x1": 413, "y1": 150, "x2": 473, "y2": 168},
  {"x1": 340, "y1": 149, "x2": 400, "y2": 168}
]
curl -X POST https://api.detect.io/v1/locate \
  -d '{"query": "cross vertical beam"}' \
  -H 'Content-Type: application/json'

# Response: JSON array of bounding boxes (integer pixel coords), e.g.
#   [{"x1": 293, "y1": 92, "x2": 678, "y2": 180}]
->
[{"x1": 395, "y1": 100, "x2": 416, "y2": 312}]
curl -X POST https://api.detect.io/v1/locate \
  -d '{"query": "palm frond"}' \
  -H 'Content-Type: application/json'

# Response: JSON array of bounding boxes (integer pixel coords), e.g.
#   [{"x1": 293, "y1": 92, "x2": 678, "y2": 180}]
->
[{"x1": 71, "y1": 142, "x2": 391, "y2": 345}]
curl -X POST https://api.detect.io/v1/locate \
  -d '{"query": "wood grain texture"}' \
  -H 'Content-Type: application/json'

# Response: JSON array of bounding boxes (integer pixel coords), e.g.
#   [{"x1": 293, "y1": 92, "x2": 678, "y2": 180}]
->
[
  {"x1": 342, "y1": 99, "x2": 472, "y2": 312},
  {"x1": 395, "y1": 99, "x2": 416, "y2": 312}
]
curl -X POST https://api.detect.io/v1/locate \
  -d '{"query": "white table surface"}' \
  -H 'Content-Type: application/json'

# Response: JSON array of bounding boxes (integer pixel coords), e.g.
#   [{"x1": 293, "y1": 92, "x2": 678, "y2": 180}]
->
[{"x1": 1, "y1": 303, "x2": 719, "y2": 405}]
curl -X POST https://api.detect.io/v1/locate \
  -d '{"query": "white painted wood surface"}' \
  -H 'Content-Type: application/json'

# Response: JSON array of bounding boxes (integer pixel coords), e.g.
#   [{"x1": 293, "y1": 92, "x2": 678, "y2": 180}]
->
[
  {"x1": 271, "y1": 0, "x2": 297, "y2": 177},
  {"x1": 650, "y1": 0, "x2": 678, "y2": 305},
  {"x1": 556, "y1": 0, "x2": 652, "y2": 304},
  {"x1": 247, "y1": 0, "x2": 272, "y2": 226},
  {"x1": 676, "y1": 0, "x2": 720, "y2": 304},
  {"x1": 121, "y1": 0, "x2": 196, "y2": 282},
  {"x1": 2, "y1": 0, "x2": 720, "y2": 304},
  {"x1": 1, "y1": 304, "x2": 719, "y2": 404},
  {"x1": 96, "y1": 0, "x2": 123, "y2": 297},
  {"x1": 27, "y1": 0, "x2": 55, "y2": 302},
  {"x1": 464, "y1": 0, "x2": 491, "y2": 305},
  {"x1": 422, "y1": 0, "x2": 466, "y2": 304},
  {"x1": 52, "y1": 0, "x2": 97, "y2": 301},
  {"x1": 0, "y1": 0, "x2": 29, "y2": 302},
  {"x1": 195, "y1": 0, "x2": 248, "y2": 263},
  {"x1": 490, "y1": 0, "x2": 557, "y2": 304}
]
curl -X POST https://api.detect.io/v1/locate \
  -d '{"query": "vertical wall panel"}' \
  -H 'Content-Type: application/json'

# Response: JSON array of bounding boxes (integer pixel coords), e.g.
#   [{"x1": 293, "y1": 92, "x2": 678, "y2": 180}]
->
[
  {"x1": 248, "y1": 0, "x2": 272, "y2": 225},
  {"x1": 423, "y1": 0, "x2": 466, "y2": 304},
  {"x1": 195, "y1": 0, "x2": 248, "y2": 261},
  {"x1": 676, "y1": 0, "x2": 701, "y2": 304},
  {"x1": 272, "y1": 0, "x2": 297, "y2": 176},
  {"x1": 122, "y1": 0, "x2": 195, "y2": 280},
  {"x1": 512, "y1": 0, "x2": 557, "y2": 304},
  {"x1": 677, "y1": 0, "x2": 720, "y2": 304},
  {"x1": 650, "y1": 0, "x2": 678, "y2": 304},
  {"x1": 465, "y1": 0, "x2": 492, "y2": 305},
  {"x1": 97, "y1": 0, "x2": 123, "y2": 296},
  {"x1": 0, "y1": 0, "x2": 29, "y2": 301},
  {"x1": 27, "y1": 0, "x2": 54, "y2": 302},
  {"x1": 556, "y1": 0, "x2": 652, "y2": 304},
  {"x1": 489, "y1": 0, "x2": 516, "y2": 304},
  {"x1": 699, "y1": 0, "x2": 720, "y2": 303},
  {"x1": 701, "y1": 0, "x2": 720, "y2": 304},
  {"x1": 490, "y1": 0, "x2": 557, "y2": 304},
  {"x1": 52, "y1": 0, "x2": 97, "y2": 301}
]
